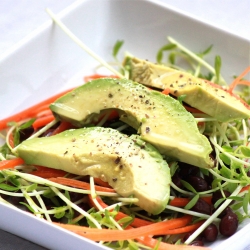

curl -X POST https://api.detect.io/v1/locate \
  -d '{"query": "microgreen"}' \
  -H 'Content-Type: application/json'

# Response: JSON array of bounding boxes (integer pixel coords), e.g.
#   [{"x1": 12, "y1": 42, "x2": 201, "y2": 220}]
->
[
  {"x1": 113, "y1": 40, "x2": 124, "y2": 59},
  {"x1": 156, "y1": 43, "x2": 177, "y2": 64}
]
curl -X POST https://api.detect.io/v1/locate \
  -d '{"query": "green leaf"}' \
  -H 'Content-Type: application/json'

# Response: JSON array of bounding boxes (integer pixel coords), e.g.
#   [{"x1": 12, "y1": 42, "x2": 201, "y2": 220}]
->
[
  {"x1": 0, "y1": 178, "x2": 6, "y2": 184},
  {"x1": 65, "y1": 209, "x2": 74, "y2": 221},
  {"x1": 42, "y1": 188, "x2": 56, "y2": 198},
  {"x1": 0, "y1": 183, "x2": 20, "y2": 191},
  {"x1": 170, "y1": 162, "x2": 179, "y2": 177},
  {"x1": 0, "y1": 144, "x2": 11, "y2": 158},
  {"x1": 26, "y1": 183, "x2": 38, "y2": 192},
  {"x1": 199, "y1": 45, "x2": 213, "y2": 56},
  {"x1": 156, "y1": 43, "x2": 176, "y2": 64},
  {"x1": 241, "y1": 146, "x2": 250, "y2": 157},
  {"x1": 231, "y1": 201, "x2": 243, "y2": 211},
  {"x1": 180, "y1": 180, "x2": 197, "y2": 193},
  {"x1": 228, "y1": 196, "x2": 243, "y2": 202},
  {"x1": 243, "y1": 192, "x2": 249, "y2": 215},
  {"x1": 13, "y1": 130, "x2": 20, "y2": 147},
  {"x1": 19, "y1": 202, "x2": 35, "y2": 213},
  {"x1": 214, "y1": 197, "x2": 225, "y2": 209},
  {"x1": 7, "y1": 121, "x2": 18, "y2": 127},
  {"x1": 214, "y1": 55, "x2": 221, "y2": 83},
  {"x1": 53, "y1": 207, "x2": 66, "y2": 219},
  {"x1": 8, "y1": 176, "x2": 20, "y2": 187},
  {"x1": 112, "y1": 40, "x2": 124, "y2": 58},
  {"x1": 12, "y1": 118, "x2": 35, "y2": 146},
  {"x1": 219, "y1": 153, "x2": 231, "y2": 166},
  {"x1": 128, "y1": 240, "x2": 139, "y2": 250},
  {"x1": 177, "y1": 95, "x2": 186, "y2": 105},
  {"x1": 64, "y1": 190, "x2": 70, "y2": 200},
  {"x1": 118, "y1": 215, "x2": 134, "y2": 229},
  {"x1": 220, "y1": 164, "x2": 232, "y2": 178},
  {"x1": 168, "y1": 52, "x2": 176, "y2": 65},
  {"x1": 227, "y1": 182, "x2": 238, "y2": 193},
  {"x1": 184, "y1": 194, "x2": 199, "y2": 210},
  {"x1": 222, "y1": 145, "x2": 234, "y2": 152},
  {"x1": 234, "y1": 211, "x2": 244, "y2": 223},
  {"x1": 19, "y1": 118, "x2": 35, "y2": 130}
]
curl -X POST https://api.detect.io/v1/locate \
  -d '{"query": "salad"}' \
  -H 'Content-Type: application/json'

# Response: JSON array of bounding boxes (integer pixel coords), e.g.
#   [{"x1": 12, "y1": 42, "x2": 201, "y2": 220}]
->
[{"x1": 1, "y1": 9, "x2": 250, "y2": 250}]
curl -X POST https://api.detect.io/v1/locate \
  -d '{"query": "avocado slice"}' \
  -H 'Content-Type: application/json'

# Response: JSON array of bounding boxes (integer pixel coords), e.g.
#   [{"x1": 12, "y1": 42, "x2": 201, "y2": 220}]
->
[
  {"x1": 125, "y1": 57, "x2": 250, "y2": 122},
  {"x1": 50, "y1": 78, "x2": 213, "y2": 169},
  {"x1": 16, "y1": 127, "x2": 170, "y2": 215}
]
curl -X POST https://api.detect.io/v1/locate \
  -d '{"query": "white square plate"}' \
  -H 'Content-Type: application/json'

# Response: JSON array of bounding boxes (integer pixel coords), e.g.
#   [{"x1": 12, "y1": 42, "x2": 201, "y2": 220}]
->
[{"x1": 0, "y1": 0, "x2": 250, "y2": 249}]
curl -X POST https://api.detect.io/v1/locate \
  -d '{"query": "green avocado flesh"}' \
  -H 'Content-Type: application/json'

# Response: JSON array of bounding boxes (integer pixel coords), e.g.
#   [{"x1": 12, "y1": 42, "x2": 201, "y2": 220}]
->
[
  {"x1": 125, "y1": 57, "x2": 250, "y2": 122},
  {"x1": 50, "y1": 78, "x2": 213, "y2": 169},
  {"x1": 16, "y1": 127, "x2": 171, "y2": 215}
]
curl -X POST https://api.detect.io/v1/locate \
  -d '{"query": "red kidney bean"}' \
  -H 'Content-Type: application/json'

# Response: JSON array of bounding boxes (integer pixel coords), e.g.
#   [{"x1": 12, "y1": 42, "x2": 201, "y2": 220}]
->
[
  {"x1": 178, "y1": 163, "x2": 199, "y2": 179},
  {"x1": 182, "y1": 232, "x2": 203, "y2": 243},
  {"x1": 203, "y1": 223, "x2": 218, "y2": 242},
  {"x1": 172, "y1": 173, "x2": 182, "y2": 188},
  {"x1": 189, "y1": 240, "x2": 204, "y2": 246},
  {"x1": 191, "y1": 198, "x2": 212, "y2": 215},
  {"x1": 219, "y1": 210, "x2": 238, "y2": 237},
  {"x1": 187, "y1": 176, "x2": 208, "y2": 192},
  {"x1": 211, "y1": 190, "x2": 231, "y2": 205},
  {"x1": 216, "y1": 206, "x2": 233, "y2": 219}
]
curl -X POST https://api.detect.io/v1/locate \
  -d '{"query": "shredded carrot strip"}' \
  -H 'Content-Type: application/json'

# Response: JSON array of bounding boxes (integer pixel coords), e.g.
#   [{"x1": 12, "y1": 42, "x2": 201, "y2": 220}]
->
[
  {"x1": 54, "y1": 215, "x2": 192, "y2": 241},
  {"x1": 32, "y1": 104, "x2": 51, "y2": 115},
  {"x1": 0, "y1": 158, "x2": 24, "y2": 170},
  {"x1": 228, "y1": 66, "x2": 250, "y2": 93},
  {"x1": 30, "y1": 166, "x2": 67, "y2": 178},
  {"x1": 32, "y1": 115, "x2": 55, "y2": 129},
  {"x1": 0, "y1": 88, "x2": 74, "y2": 130},
  {"x1": 240, "y1": 185, "x2": 250, "y2": 193},
  {"x1": 36, "y1": 109, "x2": 53, "y2": 118},
  {"x1": 51, "y1": 121, "x2": 73, "y2": 136},
  {"x1": 49, "y1": 177, "x2": 115, "y2": 193},
  {"x1": 170, "y1": 196, "x2": 212, "y2": 207},
  {"x1": 8, "y1": 133, "x2": 15, "y2": 148},
  {"x1": 164, "y1": 220, "x2": 204, "y2": 235},
  {"x1": 93, "y1": 178, "x2": 112, "y2": 188},
  {"x1": 137, "y1": 235, "x2": 209, "y2": 250}
]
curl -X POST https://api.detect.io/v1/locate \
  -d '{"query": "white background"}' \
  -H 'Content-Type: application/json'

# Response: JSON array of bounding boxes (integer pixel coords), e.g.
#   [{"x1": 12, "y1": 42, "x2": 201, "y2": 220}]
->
[{"x1": 0, "y1": 0, "x2": 249, "y2": 57}]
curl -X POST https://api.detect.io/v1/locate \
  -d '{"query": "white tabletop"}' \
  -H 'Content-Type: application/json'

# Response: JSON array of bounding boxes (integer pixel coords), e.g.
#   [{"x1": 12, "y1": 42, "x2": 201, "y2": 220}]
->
[{"x1": 0, "y1": 0, "x2": 249, "y2": 57}]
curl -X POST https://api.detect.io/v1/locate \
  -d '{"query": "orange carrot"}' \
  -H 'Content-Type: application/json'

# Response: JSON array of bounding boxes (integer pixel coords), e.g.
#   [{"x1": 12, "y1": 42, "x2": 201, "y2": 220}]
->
[
  {"x1": 83, "y1": 74, "x2": 119, "y2": 82},
  {"x1": 30, "y1": 166, "x2": 67, "y2": 178},
  {"x1": 32, "y1": 104, "x2": 51, "y2": 115},
  {"x1": 0, "y1": 158, "x2": 24, "y2": 170},
  {"x1": 51, "y1": 121, "x2": 73, "y2": 136},
  {"x1": 32, "y1": 115, "x2": 55, "y2": 129},
  {"x1": 49, "y1": 177, "x2": 115, "y2": 193},
  {"x1": 54, "y1": 215, "x2": 192, "y2": 241},
  {"x1": 162, "y1": 88, "x2": 170, "y2": 95},
  {"x1": 228, "y1": 66, "x2": 250, "y2": 93},
  {"x1": 8, "y1": 133, "x2": 15, "y2": 148},
  {"x1": 93, "y1": 178, "x2": 112, "y2": 188},
  {"x1": 88, "y1": 195, "x2": 153, "y2": 227},
  {"x1": 36, "y1": 109, "x2": 53, "y2": 118},
  {"x1": 164, "y1": 220, "x2": 204, "y2": 235},
  {"x1": 0, "y1": 88, "x2": 74, "y2": 130},
  {"x1": 240, "y1": 185, "x2": 250, "y2": 193},
  {"x1": 137, "y1": 235, "x2": 209, "y2": 250},
  {"x1": 170, "y1": 196, "x2": 212, "y2": 207}
]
